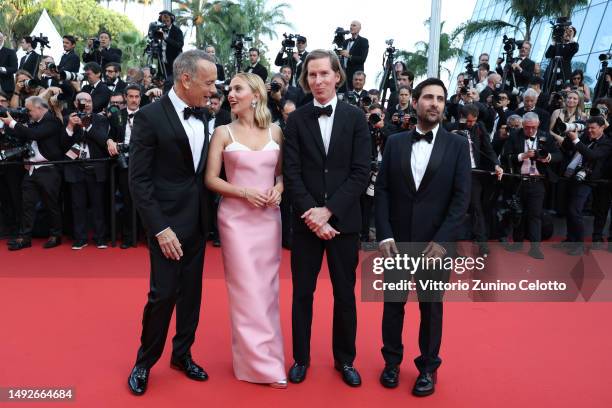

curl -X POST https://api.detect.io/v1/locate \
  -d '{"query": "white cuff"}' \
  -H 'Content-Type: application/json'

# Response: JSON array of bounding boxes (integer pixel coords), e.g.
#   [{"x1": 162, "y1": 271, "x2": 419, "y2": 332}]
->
[
  {"x1": 0, "y1": 67, "x2": 6, "y2": 74},
  {"x1": 155, "y1": 227, "x2": 170, "y2": 237},
  {"x1": 379, "y1": 238, "x2": 395, "y2": 248},
  {"x1": 9, "y1": 120, "x2": 17, "y2": 129},
  {"x1": 518, "y1": 153, "x2": 524, "y2": 161},
  {"x1": 572, "y1": 138, "x2": 580, "y2": 145}
]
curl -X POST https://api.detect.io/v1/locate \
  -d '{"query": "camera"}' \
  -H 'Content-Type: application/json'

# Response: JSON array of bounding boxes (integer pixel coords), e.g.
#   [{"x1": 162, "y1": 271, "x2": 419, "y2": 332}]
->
[
  {"x1": 502, "y1": 35, "x2": 518, "y2": 54},
  {"x1": 22, "y1": 79, "x2": 40, "y2": 89},
  {"x1": 536, "y1": 135, "x2": 549, "y2": 159},
  {"x1": 0, "y1": 107, "x2": 29, "y2": 122},
  {"x1": 553, "y1": 117, "x2": 586, "y2": 134},
  {"x1": 551, "y1": 16, "x2": 572, "y2": 43},
  {"x1": 116, "y1": 142, "x2": 130, "y2": 170},
  {"x1": 369, "y1": 113, "x2": 382, "y2": 126},
  {"x1": 60, "y1": 71, "x2": 84, "y2": 82},
  {"x1": 89, "y1": 37, "x2": 100, "y2": 50},
  {"x1": 148, "y1": 21, "x2": 166, "y2": 41},
  {"x1": 590, "y1": 105, "x2": 609, "y2": 118},
  {"x1": 599, "y1": 53, "x2": 611, "y2": 62},
  {"x1": 281, "y1": 33, "x2": 298, "y2": 49},
  {"x1": 397, "y1": 111, "x2": 417, "y2": 126},
  {"x1": 0, "y1": 143, "x2": 35, "y2": 161},
  {"x1": 47, "y1": 62, "x2": 57, "y2": 72},
  {"x1": 270, "y1": 81, "x2": 282, "y2": 93},
  {"x1": 385, "y1": 38, "x2": 396, "y2": 54},
  {"x1": 31, "y1": 34, "x2": 50, "y2": 49},
  {"x1": 333, "y1": 27, "x2": 349, "y2": 50},
  {"x1": 230, "y1": 32, "x2": 253, "y2": 52},
  {"x1": 106, "y1": 104, "x2": 123, "y2": 129}
]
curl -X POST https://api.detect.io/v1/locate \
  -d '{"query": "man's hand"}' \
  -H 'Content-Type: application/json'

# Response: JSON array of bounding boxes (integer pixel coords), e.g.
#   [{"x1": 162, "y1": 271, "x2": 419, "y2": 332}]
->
[
  {"x1": 379, "y1": 239, "x2": 398, "y2": 258},
  {"x1": 566, "y1": 130, "x2": 578, "y2": 141},
  {"x1": 495, "y1": 165, "x2": 504, "y2": 180},
  {"x1": 157, "y1": 228, "x2": 183, "y2": 261},
  {"x1": 0, "y1": 112, "x2": 13, "y2": 126},
  {"x1": 499, "y1": 125, "x2": 509, "y2": 140},
  {"x1": 340, "y1": 50, "x2": 349, "y2": 58},
  {"x1": 423, "y1": 241, "x2": 446, "y2": 259},
  {"x1": 107, "y1": 139, "x2": 118, "y2": 156},
  {"x1": 302, "y1": 207, "x2": 332, "y2": 232},
  {"x1": 67, "y1": 113, "x2": 81, "y2": 129},
  {"x1": 292, "y1": 52, "x2": 301, "y2": 62},
  {"x1": 524, "y1": 149, "x2": 536, "y2": 159},
  {"x1": 145, "y1": 88, "x2": 162, "y2": 98},
  {"x1": 315, "y1": 223, "x2": 340, "y2": 240}
]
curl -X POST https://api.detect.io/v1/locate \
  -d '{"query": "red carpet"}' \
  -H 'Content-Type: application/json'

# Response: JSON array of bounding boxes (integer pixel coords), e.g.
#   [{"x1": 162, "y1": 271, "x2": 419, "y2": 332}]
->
[{"x1": 1, "y1": 240, "x2": 611, "y2": 407}]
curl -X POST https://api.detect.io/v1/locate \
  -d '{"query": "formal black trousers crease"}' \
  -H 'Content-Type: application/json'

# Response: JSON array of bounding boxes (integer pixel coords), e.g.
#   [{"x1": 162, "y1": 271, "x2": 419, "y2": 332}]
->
[{"x1": 20, "y1": 166, "x2": 62, "y2": 238}]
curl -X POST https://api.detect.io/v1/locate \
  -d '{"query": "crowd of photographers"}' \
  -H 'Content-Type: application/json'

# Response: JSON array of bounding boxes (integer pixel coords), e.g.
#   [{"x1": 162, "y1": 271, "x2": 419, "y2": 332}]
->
[{"x1": 1, "y1": 14, "x2": 612, "y2": 258}]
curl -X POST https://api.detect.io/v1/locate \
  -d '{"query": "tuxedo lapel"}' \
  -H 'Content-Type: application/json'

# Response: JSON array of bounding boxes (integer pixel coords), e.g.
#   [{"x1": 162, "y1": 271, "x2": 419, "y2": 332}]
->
[
  {"x1": 160, "y1": 95, "x2": 195, "y2": 173},
  {"x1": 419, "y1": 129, "x2": 449, "y2": 192},
  {"x1": 196, "y1": 118, "x2": 210, "y2": 175},
  {"x1": 400, "y1": 130, "x2": 417, "y2": 194},
  {"x1": 304, "y1": 103, "x2": 326, "y2": 157}
]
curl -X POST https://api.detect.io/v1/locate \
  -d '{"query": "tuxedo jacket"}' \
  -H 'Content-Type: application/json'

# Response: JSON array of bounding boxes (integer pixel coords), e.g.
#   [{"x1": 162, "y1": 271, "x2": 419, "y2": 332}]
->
[
  {"x1": 502, "y1": 129, "x2": 562, "y2": 182},
  {"x1": 343, "y1": 36, "x2": 369, "y2": 80},
  {"x1": 274, "y1": 51, "x2": 308, "y2": 84},
  {"x1": 164, "y1": 25, "x2": 184, "y2": 67},
  {"x1": 515, "y1": 57, "x2": 535, "y2": 89},
  {"x1": 12, "y1": 111, "x2": 64, "y2": 161},
  {"x1": 0, "y1": 46, "x2": 18, "y2": 94},
  {"x1": 108, "y1": 108, "x2": 133, "y2": 143},
  {"x1": 561, "y1": 134, "x2": 612, "y2": 181},
  {"x1": 283, "y1": 100, "x2": 371, "y2": 234},
  {"x1": 82, "y1": 47, "x2": 123, "y2": 67},
  {"x1": 445, "y1": 122, "x2": 500, "y2": 170},
  {"x1": 19, "y1": 51, "x2": 40, "y2": 76},
  {"x1": 61, "y1": 113, "x2": 110, "y2": 182},
  {"x1": 129, "y1": 94, "x2": 210, "y2": 239},
  {"x1": 81, "y1": 82, "x2": 112, "y2": 113},
  {"x1": 106, "y1": 78, "x2": 127, "y2": 94},
  {"x1": 215, "y1": 63, "x2": 225, "y2": 82},
  {"x1": 246, "y1": 63, "x2": 268, "y2": 82},
  {"x1": 58, "y1": 50, "x2": 80, "y2": 73},
  {"x1": 514, "y1": 107, "x2": 550, "y2": 132},
  {"x1": 375, "y1": 128, "x2": 471, "y2": 243}
]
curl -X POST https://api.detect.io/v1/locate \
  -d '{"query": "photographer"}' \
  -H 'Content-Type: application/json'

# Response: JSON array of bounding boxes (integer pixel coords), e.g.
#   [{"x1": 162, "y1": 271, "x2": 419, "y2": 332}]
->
[
  {"x1": 1, "y1": 96, "x2": 64, "y2": 250},
  {"x1": 267, "y1": 73, "x2": 288, "y2": 123},
  {"x1": 511, "y1": 41, "x2": 535, "y2": 89},
  {"x1": 0, "y1": 31, "x2": 18, "y2": 95},
  {"x1": 544, "y1": 25, "x2": 578, "y2": 89},
  {"x1": 387, "y1": 70, "x2": 414, "y2": 108},
  {"x1": 245, "y1": 48, "x2": 268, "y2": 82},
  {"x1": 204, "y1": 45, "x2": 225, "y2": 82},
  {"x1": 492, "y1": 113, "x2": 521, "y2": 156},
  {"x1": 62, "y1": 92, "x2": 110, "y2": 250},
  {"x1": 340, "y1": 20, "x2": 369, "y2": 91},
  {"x1": 36, "y1": 56, "x2": 62, "y2": 88},
  {"x1": 549, "y1": 90, "x2": 587, "y2": 145},
  {"x1": 59, "y1": 35, "x2": 80, "y2": 73},
  {"x1": 81, "y1": 62, "x2": 112, "y2": 113},
  {"x1": 275, "y1": 35, "x2": 308, "y2": 86},
  {"x1": 107, "y1": 84, "x2": 141, "y2": 248},
  {"x1": 207, "y1": 91, "x2": 231, "y2": 133},
  {"x1": 104, "y1": 62, "x2": 126, "y2": 93},
  {"x1": 558, "y1": 116, "x2": 612, "y2": 255},
  {"x1": 475, "y1": 63, "x2": 490, "y2": 93},
  {"x1": 479, "y1": 73, "x2": 502, "y2": 105},
  {"x1": 10, "y1": 70, "x2": 42, "y2": 108},
  {"x1": 570, "y1": 69, "x2": 591, "y2": 103},
  {"x1": 503, "y1": 112, "x2": 561, "y2": 259},
  {"x1": 82, "y1": 31, "x2": 122, "y2": 67},
  {"x1": 386, "y1": 85, "x2": 413, "y2": 133},
  {"x1": 344, "y1": 71, "x2": 368, "y2": 104},
  {"x1": 515, "y1": 88, "x2": 550, "y2": 132},
  {"x1": 490, "y1": 90, "x2": 515, "y2": 137},
  {"x1": 156, "y1": 10, "x2": 183, "y2": 75},
  {"x1": 18, "y1": 37, "x2": 40, "y2": 76}
]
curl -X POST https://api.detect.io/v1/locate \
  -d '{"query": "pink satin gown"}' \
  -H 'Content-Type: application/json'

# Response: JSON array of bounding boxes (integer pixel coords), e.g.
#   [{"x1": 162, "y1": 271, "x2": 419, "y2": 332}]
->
[{"x1": 217, "y1": 125, "x2": 286, "y2": 383}]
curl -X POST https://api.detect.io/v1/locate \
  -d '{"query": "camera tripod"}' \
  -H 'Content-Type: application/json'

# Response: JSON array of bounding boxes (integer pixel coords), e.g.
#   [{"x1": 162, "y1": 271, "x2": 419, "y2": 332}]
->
[
  {"x1": 144, "y1": 40, "x2": 168, "y2": 82},
  {"x1": 593, "y1": 55, "x2": 611, "y2": 99},
  {"x1": 378, "y1": 46, "x2": 398, "y2": 107},
  {"x1": 543, "y1": 43, "x2": 567, "y2": 97}
]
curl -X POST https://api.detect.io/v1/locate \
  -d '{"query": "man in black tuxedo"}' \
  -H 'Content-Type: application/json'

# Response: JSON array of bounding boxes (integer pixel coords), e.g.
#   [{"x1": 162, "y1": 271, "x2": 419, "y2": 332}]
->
[
  {"x1": 18, "y1": 36, "x2": 40, "y2": 77},
  {"x1": 515, "y1": 88, "x2": 550, "y2": 132},
  {"x1": 283, "y1": 49, "x2": 370, "y2": 387},
  {"x1": 127, "y1": 50, "x2": 217, "y2": 396},
  {"x1": 375, "y1": 78, "x2": 471, "y2": 397},
  {"x1": 158, "y1": 10, "x2": 183, "y2": 76},
  {"x1": 503, "y1": 112, "x2": 561, "y2": 259},
  {"x1": 0, "y1": 31, "x2": 18, "y2": 95},
  {"x1": 82, "y1": 31, "x2": 122, "y2": 67},
  {"x1": 340, "y1": 21, "x2": 368, "y2": 92},
  {"x1": 344, "y1": 70, "x2": 368, "y2": 103},
  {"x1": 59, "y1": 35, "x2": 80, "y2": 73},
  {"x1": 103, "y1": 62, "x2": 127, "y2": 93},
  {"x1": 62, "y1": 92, "x2": 110, "y2": 249},
  {"x1": 275, "y1": 35, "x2": 308, "y2": 87},
  {"x1": 1, "y1": 96, "x2": 64, "y2": 250},
  {"x1": 107, "y1": 84, "x2": 141, "y2": 248},
  {"x1": 512, "y1": 41, "x2": 535, "y2": 89},
  {"x1": 245, "y1": 48, "x2": 268, "y2": 82},
  {"x1": 81, "y1": 62, "x2": 112, "y2": 113}
]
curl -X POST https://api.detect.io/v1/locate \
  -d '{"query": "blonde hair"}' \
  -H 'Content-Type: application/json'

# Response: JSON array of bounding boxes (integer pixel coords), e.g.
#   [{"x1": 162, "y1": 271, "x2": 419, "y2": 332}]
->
[
  {"x1": 563, "y1": 90, "x2": 585, "y2": 119},
  {"x1": 232, "y1": 72, "x2": 272, "y2": 129}
]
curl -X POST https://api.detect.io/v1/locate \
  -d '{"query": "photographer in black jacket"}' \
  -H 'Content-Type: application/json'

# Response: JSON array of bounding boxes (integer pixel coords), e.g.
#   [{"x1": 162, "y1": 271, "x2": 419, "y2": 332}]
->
[
  {"x1": 275, "y1": 35, "x2": 308, "y2": 86},
  {"x1": 1, "y1": 96, "x2": 64, "y2": 250},
  {"x1": 157, "y1": 10, "x2": 183, "y2": 75},
  {"x1": 62, "y1": 91, "x2": 110, "y2": 250},
  {"x1": 558, "y1": 116, "x2": 612, "y2": 255},
  {"x1": 82, "y1": 31, "x2": 122, "y2": 67},
  {"x1": 59, "y1": 35, "x2": 80, "y2": 73}
]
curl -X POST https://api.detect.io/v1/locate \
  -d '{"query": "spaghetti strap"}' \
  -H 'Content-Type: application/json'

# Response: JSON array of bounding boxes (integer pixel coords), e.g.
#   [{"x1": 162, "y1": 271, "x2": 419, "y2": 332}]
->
[
  {"x1": 226, "y1": 125, "x2": 236, "y2": 143},
  {"x1": 268, "y1": 126, "x2": 273, "y2": 142}
]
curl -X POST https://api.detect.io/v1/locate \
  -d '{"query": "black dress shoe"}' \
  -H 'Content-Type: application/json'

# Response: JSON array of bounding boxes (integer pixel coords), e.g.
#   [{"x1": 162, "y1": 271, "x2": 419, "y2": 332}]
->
[
  {"x1": 170, "y1": 355, "x2": 208, "y2": 381},
  {"x1": 334, "y1": 362, "x2": 361, "y2": 387},
  {"x1": 212, "y1": 238, "x2": 221, "y2": 247},
  {"x1": 380, "y1": 365, "x2": 399, "y2": 388},
  {"x1": 8, "y1": 238, "x2": 31, "y2": 251},
  {"x1": 120, "y1": 241, "x2": 133, "y2": 249},
  {"x1": 43, "y1": 236, "x2": 61, "y2": 249},
  {"x1": 412, "y1": 372, "x2": 437, "y2": 397},
  {"x1": 128, "y1": 366, "x2": 149, "y2": 396},
  {"x1": 288, "y1": 362, "x2": 308, "y2": 383},
  {"x1": 477, "y1": 242, "x2": 490, "y2": 256},
  {"x1": 528, "y1": 246, "x2": 544, "y2": 259}
]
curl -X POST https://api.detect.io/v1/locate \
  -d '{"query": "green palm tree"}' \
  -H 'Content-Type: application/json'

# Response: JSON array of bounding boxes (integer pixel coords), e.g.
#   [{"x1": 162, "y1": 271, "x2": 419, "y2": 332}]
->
[{"x1": 173, "y1": 0, "x2": 232, "y2": 49}]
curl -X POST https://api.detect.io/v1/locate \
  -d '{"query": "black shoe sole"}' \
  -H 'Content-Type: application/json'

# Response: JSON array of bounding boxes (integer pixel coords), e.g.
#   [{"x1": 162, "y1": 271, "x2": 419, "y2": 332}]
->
[
  {"x1": 170, "y1": 362, "x2": 208, "y2": 381},
  {"x1": 412, "y1": 388, "x2": 435, "y2": 397},
  {"x1": 380, "y1": 378, "x2": 399, "y2": 388},
  {"x1": 127, "y1": 379, "x2": 146, "y2": 396}
]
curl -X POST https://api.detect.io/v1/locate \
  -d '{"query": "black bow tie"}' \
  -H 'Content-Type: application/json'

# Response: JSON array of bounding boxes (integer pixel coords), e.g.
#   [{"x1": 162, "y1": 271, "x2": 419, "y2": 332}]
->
[
  {"x1": 413, "y1": 131, "x2": 433, "y2": 144},
  {"x1": 128, "y1": 113, "x2": 135, "y2": 120},
  {"x1": 526, "y1": 136, "x2": 536, "y2": 141},
  {"x1": 314, "y1": 105, "x2": 333, "y2": 118},
  {"x1": 184, "y1": 106, "x2": 206, "y2": 121}
]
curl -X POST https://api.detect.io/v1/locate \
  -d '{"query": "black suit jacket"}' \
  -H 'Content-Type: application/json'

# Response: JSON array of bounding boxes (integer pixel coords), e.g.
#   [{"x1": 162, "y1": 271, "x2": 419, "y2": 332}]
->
[
  {"x1": 19, "y1": 51, "x2": 40, "y2": 76},
  {"x1": 283, "y1": 100, "x2": 371, "y2": 234},
  {"x1": 375, "y1": 128, "x2": 472, "y2": 243},
  {"x1": 215, "y1": 63, "x2": 225, "y2": 82},
  {"x1": 81, "y1": 82, "x2": 112, "y2": 113},
  {"x1": 61, "y1": 113, "x2": 110, "y2": 182},
  {"x1": 11, "y1": 111, "x2": 64, "y2": 161},
  {"x1": 164, "y1": 25, "x2": 184, "y2": 69},
  {"x1": 503, "y1": 129, "x2": 562, "y2": 182},
  {"x1": 514, "y1": 57, "x2": 535, "y2": 89},
  {"x1": 129, "y1": 94, "x2": 210, "y2": 238},
  {"x1": 561, "y1": 134, "x2": 612, "y2": 181},
  {"x1": 514, "y1": 107, "x2": 550, "y2": 132},
  {"x1": 274, "y1": 51, "x2": 308, "y2": 85},
  {"x1": 445, "y1": 122, "x2": 500, "y2": 170},
  {"x1": 246, "y1": 63, "x2": 268, "y2": 82},
  {"x1": 0, "y1": 46, "x2": 18, "y2": 94},
  {"x1": 58, "y1": 50, "x2": 80, "y2": 73},
  {"x1": 82, "y1": 47, "x2": 122, "y2": 67},
  {"x1": 106, "y1": 78, "x2": 127, "y2": 94},
  {"x1": 545, "y1": 42, "x2": 578, "y2": 83},
  {"x1": 108, "y1": 108, "x2": 136, "y2": 143},
  {"x1": 343, "y1": 36, "x2": 369, "y2": 82}
]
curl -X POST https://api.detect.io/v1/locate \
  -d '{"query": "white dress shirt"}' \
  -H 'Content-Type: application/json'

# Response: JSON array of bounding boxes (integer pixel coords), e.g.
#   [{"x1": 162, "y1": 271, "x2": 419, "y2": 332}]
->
[
  {"x1": 168, "y1": 87, "x2": 205, "y2": 172},
  {"x1": 9, "y1": 117, "x2": 50, "y2": 175},
  {"x1": 519, "y1": 137, "x2": 541, "y2": 176},
  {"x1": 313, "y1": 95, "x2": 338, "y2": 154},
  {"x1": 411, "y1": 124, "x2": 439, "y2": 190}
]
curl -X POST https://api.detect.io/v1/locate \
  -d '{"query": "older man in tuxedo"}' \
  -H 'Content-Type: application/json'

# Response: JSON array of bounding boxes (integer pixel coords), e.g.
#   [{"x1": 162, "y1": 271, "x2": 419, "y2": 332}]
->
[
  {"x1": 375, "y1": 78, "x2": 471, "y2": 396},
  {"x1": 340, "y1": 21, "x2": 368, "y2": 92}
]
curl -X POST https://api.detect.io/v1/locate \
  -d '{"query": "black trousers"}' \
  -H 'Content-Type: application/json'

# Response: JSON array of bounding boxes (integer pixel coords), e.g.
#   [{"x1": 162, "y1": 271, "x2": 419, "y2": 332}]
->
[
  {"x1": 280, "y1": 192, "x2": 292, "y2": 247},
  {"x1": 469, "y1": 173, "x2": 487, "y2": 242},
  {"x1": 591, "y1": 184, "x2": 611, "y2": 241},
  {"x1": 20, "y1": 166, "x2": 62, "y2": 238},
  {"x1": 566, "y1": 182, "x2": 592, "y2": 243},
  {"x1": 360, "y1": 194, "x2": 374, "y2": 240},
  {"x1": 69, "y1": 170, "x2": 106, "y2": 241},
  {"x1": 135, "y1": 232, "x2": 205, "y2": 369},
  {"x1": 514, "y1": 180, "x2": 546, "y2": 244},
  {"x1": 117, "y1": 168, "x2": 134, "y2": 241},
  {"x1": 291, "y1": 231, "x2": 359, "y2": 365},
  {"x1": 0, "y1": 165, "x2": 25, "y2": 235}
]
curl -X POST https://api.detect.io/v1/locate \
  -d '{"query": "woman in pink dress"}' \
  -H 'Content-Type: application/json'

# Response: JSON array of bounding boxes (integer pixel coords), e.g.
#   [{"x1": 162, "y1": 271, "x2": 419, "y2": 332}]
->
[{"x1": 205, "y1": 73, "x2": 286, "y2": 388}]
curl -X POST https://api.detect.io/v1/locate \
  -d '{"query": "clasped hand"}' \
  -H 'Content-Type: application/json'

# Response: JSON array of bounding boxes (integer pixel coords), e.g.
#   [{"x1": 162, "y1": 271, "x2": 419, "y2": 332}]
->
[
  {"x1": 302, "y1": 207, "x2": 339, "y2": 240},
  {"x1": 243, "y1": 187, "x2": 281, "y2": 208}
]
